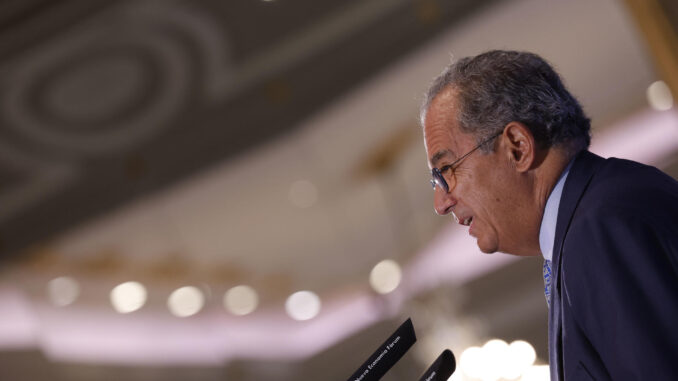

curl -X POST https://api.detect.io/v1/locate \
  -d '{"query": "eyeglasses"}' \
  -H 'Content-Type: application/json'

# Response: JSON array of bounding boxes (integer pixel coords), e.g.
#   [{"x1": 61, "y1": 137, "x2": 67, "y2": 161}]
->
[{"x1": 430, "y1": 131, "x2": 503, "y2": 193}]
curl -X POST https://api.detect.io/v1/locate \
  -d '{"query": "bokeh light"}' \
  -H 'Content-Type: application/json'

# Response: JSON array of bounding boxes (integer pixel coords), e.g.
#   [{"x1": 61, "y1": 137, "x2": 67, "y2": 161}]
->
[
  {"x1": 506, "y1": 340, "x2": 537, "y2": 379},
  {"x1": 285, "y1": 290, "x2": 321, "y2": 321},
  {"x1": 460, "y1": 346, "x2": 484, "y2": 379},
  {"x1": 46, "y1": 276, "x2": 80, "y2": 306},
  {"x1": 647, "y1": 80, "x2": 673, "y2": 111},
  {"x1": 168, "y1": 286, "x2": 205, "y2": 317},
  {"x1": 482, "y1": 339, "x2": 510, "y2": 381},
  {"x1": 369, "y1": 259, "x2": 402, "y2": 294},
  {"x1": 224, "y1": 285, "x2": 259, "y2": 316},
  {"x1": 520, "y1": 365, "x2": 550, "y2": 381},
  {"x1": 110, "y1": 281, "x2": 147, "y2": 313},
  {"x1": 459, "y1": 339, "x2": 538, "y2": 380}
]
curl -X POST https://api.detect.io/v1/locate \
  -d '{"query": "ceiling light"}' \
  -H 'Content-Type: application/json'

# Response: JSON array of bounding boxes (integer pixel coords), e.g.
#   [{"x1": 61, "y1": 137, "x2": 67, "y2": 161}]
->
[
  {"x1": 285, "y1": 290, "x2": 321, "y2": 321},
  {"x1": 168, "y1": 286, "x2": 205, "y2": 317},
  {"x1": 110, "y1": 281, "x2": 147, "y2": 313},
  {"x1": 506, "y1": 340, "x2": 537, "y2": 379},
  {"x1": 369, "y1": 259, "x2": 402, "y2": 294},
  {"x1": 520, "y1": 365, "x2": 550, "y2": 381},
  {"x1": 482, "y1": 339, "x2": 510, "y2": 381},
  {"x1": 460, "y1": 346, "x2": 483, "y2": 379},
  {"x1": 224, "y1": 285, "x2": 259, "y2": 316},
  {"x1": 46, "y1": 276, "x2": 80, "y2": 306},
  {"x1": 647, "y1": 80, "x2": 673, "y2": 111}
]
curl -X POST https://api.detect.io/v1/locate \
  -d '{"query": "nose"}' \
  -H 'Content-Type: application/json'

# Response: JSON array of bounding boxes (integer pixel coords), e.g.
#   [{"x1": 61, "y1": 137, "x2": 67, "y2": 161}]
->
[{"x1": 433, "y1": 186, "x2": 456, "y2": 215}]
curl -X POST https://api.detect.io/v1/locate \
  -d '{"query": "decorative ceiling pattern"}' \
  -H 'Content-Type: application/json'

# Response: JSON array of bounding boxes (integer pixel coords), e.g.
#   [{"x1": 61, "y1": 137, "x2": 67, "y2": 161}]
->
[{"x1": 0, "y1": 0, "x2": 497, "y2": 259}]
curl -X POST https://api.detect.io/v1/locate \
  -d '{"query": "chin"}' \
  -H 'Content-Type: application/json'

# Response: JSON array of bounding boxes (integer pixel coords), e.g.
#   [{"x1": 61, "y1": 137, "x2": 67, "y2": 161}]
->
[
  {"x1": 478, "y1": 246, "x2": 498, "y2": 254},
  {"x1": 476, "y1": 238, "x2": 499, "y2": 254}
]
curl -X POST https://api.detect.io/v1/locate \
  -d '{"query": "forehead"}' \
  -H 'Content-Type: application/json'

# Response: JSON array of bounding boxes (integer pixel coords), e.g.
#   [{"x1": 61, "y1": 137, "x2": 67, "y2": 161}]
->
[{"x1": 423, "y1": 88, "x2": 473, "y2": 166}]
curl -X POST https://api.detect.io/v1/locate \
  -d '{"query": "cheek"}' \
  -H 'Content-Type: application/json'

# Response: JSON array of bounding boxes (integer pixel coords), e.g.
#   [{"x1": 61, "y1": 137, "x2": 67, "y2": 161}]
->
[
  {"x1": 469, "y1": 173, "x2": 509, "y2": 227},
  {"x1": 466, "y1": 170, "x2": 497, "y2": 202}
]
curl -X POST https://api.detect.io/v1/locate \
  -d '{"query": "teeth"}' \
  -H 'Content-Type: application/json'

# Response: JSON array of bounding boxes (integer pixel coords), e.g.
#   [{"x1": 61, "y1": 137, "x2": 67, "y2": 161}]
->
[{"x1": 463, "y1": 217, "x2": 472, "y2": 226}]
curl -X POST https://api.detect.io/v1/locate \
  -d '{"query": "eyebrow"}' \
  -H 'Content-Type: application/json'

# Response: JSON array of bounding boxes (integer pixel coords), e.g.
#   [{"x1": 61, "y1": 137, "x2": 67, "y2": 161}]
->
[{"x1": 430, "y1": 149, "x2": 455, "y2": 167}]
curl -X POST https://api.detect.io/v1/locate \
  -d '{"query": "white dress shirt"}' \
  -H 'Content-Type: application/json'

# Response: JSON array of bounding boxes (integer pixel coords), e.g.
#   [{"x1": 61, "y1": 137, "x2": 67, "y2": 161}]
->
[{"x1": 539, "y1": 160, "x2": 574, "y2": 261}]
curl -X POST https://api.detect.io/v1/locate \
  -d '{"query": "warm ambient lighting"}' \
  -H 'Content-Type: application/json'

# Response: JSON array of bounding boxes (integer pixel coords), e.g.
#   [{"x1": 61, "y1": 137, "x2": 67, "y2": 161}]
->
[
  {"x1": 460, "y1": 346, "x2": 484, "y2": 379},
  {"x1": 647, "y1": 80, "x2": 673, "y2": 111},
  {"x1": 288, "y1": 180, "x2": 318, "y2": 208},
  {"x1": 482, "y1": 339, "x2": 510, "y2": 381},
  {"x1": 224, "y1": 285, "x2": 259, "y2": 316},
  {"x1": 369, "y1": 259, "x2": 402, "y2": 294},
  {"x1": 285, "y1": 290, "x2": 321, "y2": 321},
  {"x1": 47, "y1": 276, "x2": 80, "y2": 306},
  {"x1": 110, "y1": 281, "x2": 147, "y2": 313},
  {"x1": 168, "y1": 286, "x2": 205, "y2": 317},
  {"x1": 460, "y1": 339, "x2": 537, "y2": 380},
  {"x1": 508, "y1": 340, "x2": 537, "y2": 378},
  {"x1": 520, "y1": 365, "x2": 550, "y2": 381}
]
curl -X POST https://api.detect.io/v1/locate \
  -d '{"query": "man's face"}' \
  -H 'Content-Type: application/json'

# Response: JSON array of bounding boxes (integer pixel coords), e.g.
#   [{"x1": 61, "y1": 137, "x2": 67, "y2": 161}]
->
[{"x1": 423, "y1": 88, "x2": 533, "y2": 255}]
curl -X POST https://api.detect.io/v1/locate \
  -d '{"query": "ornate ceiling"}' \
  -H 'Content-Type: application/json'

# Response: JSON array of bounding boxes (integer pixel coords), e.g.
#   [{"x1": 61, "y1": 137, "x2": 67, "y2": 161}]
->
[{"x1": 0, "y1": 0, "x2": 497, "y2": 259}]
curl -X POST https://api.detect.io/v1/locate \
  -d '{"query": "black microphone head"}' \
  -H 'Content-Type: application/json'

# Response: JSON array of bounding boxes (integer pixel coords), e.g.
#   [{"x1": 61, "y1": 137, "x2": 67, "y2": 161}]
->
[{"x1": 417, "y1": 349, "x2": 456, "y2": 381}]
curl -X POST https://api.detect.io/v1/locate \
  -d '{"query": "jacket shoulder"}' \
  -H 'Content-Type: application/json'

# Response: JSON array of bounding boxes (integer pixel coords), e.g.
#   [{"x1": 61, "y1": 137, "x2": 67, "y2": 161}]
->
[{"x1": 577, "y1": 156, "x2": 678, "y2": 215}]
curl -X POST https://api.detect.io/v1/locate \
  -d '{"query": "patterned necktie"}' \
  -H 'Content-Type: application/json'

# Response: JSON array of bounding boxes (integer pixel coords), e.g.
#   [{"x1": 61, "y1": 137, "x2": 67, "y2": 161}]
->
[{"x1": 543, "y1": 259, "x2": 552, "y2": 308}]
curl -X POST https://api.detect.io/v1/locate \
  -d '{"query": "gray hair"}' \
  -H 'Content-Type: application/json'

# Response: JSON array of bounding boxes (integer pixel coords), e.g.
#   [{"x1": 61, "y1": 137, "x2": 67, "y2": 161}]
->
[{"x1": 421, "y1": 50, "x2": 590, "y2": 153}]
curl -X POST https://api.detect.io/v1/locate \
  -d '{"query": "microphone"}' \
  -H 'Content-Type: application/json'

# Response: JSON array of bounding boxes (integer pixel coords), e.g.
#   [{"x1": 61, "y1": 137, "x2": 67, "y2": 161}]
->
[
  {"x1": 347, "y1": 318, "x2": 417, "y2": 381},
  {"x1": 417, "y1": 349, "x2": 456, "y2": 381}
]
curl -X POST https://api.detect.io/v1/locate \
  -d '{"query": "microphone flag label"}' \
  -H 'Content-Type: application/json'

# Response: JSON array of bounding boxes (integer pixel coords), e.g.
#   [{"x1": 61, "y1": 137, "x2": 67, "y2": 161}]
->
[{"x1": 347, "y1": 318, "x2": 416, "y2": 381}]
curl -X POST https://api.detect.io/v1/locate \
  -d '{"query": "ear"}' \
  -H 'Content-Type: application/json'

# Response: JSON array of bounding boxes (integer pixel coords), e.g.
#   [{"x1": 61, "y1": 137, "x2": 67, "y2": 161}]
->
[{"x1": 502, "y1": 121, "x2": 535, "y2": 172}]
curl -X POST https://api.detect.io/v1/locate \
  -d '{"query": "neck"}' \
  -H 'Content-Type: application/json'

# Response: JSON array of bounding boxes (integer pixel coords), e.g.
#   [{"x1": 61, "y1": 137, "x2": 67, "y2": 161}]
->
[
  {"x1": 536, "y1": 148, "x2": 573, "y2": 204},
  {"x1": 528, "y1": 147, "x2": 574, "y2": 255}
]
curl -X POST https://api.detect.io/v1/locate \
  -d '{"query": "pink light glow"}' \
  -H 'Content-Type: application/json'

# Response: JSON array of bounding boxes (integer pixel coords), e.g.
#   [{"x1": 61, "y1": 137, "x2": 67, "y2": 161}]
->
[
  {"x1": 32, "y1": 290, "x2": 384, "y2": 365},
  {"x1": 0, "y1": 286, "x2": 39, "y2": 349},
  {"x1": 590, "y1": 108, "x2": 678, "y2": 163},
  {"x1": 403, "y1": 224, "x2": 516, "y2": 293},
  {"x1": 0, "y1": 109, "x2": 676, "y2": 365}
]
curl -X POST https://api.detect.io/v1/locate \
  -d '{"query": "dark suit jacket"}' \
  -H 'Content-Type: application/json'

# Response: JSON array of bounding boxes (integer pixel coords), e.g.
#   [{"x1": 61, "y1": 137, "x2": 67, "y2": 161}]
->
[{"x1": 549, "y1": 150, "x2": 678, "y2": 380}]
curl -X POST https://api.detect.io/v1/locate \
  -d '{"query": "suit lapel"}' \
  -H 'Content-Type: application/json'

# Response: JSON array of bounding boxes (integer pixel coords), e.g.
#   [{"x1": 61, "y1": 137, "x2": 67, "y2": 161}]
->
[
  {"x1": 552, "y1": 151, "x2": 605, "y2": 298},
  {"x1": 549, "y1": 150, "x2": 605, "y2": 381}
]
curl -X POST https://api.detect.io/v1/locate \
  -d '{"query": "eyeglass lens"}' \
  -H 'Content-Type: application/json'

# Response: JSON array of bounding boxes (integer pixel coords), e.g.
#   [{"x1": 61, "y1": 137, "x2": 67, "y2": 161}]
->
[{"x1": 431, "y1": 168, "x2": 450, "y2": 193}]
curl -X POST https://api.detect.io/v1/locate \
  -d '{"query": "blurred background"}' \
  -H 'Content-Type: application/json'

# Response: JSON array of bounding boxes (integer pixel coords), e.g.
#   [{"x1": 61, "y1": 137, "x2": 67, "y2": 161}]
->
[{"x1": 0, "y1": 0, "x2": 676, "y2": 380}]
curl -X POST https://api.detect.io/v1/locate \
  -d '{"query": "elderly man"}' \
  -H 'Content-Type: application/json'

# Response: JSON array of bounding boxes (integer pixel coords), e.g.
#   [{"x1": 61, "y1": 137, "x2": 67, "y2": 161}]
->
[{"x1": 421, "y1": 50, "x2": 678, "y2": 380}]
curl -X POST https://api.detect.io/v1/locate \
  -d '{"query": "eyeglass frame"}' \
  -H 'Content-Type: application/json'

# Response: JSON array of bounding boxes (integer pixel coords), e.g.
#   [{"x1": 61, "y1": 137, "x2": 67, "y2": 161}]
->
[{"x1": 430, "y1": 130, "x2": 503, "y2": 193}]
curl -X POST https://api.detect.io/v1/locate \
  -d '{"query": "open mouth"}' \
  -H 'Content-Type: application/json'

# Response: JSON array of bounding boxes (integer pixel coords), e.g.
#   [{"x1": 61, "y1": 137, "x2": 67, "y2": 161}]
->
[{"x1": 461, "y1": 216, "x2": 473, "y2": 226}]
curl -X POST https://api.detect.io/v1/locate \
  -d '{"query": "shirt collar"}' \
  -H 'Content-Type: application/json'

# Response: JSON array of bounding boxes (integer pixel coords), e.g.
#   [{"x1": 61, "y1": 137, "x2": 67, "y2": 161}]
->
[{"x1": 539, "y1": 159, "x2": 574, "y2": 261}]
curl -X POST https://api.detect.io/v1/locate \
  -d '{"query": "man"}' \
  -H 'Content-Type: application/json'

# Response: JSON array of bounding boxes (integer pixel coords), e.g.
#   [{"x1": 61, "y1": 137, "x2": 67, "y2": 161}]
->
[{"x1": 420, "y1": 50, "x2": 678, "y2": 380}]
